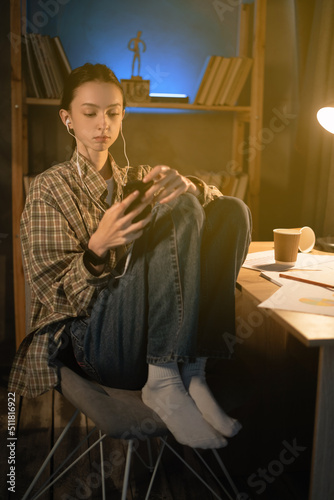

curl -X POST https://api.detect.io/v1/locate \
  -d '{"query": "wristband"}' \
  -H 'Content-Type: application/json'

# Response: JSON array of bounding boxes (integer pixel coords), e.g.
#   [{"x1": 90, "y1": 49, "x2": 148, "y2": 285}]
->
[{"x1": 83, "y1": 248, "x2": 110, "y2": 266}]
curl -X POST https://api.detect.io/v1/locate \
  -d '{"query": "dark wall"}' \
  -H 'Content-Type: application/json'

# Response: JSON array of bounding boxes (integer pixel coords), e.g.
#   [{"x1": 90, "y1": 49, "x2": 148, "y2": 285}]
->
[{"x1": 0, "y1": 2, "x2": 15, "y2": 366}]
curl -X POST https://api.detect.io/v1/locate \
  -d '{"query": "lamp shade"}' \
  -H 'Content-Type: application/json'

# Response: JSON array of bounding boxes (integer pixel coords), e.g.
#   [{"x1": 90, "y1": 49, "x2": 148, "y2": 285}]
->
[{"x1": 317, "y1": 106, "x2": 334, "y2": 134}]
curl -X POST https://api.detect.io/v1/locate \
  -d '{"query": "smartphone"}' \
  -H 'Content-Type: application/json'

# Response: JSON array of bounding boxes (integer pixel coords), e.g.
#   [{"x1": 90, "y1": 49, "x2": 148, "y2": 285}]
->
[{"x1": 123, "y1": 180, "x2": 153, "y2": 222}]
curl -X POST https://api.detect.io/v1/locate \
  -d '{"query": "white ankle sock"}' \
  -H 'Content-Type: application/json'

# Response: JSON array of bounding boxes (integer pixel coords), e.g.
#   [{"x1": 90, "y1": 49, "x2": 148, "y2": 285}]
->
[
  {"x1": 180, "y1": 358, "x2": 242, "y2": 438},
  {"x1": 142, "y1": 362, "x2": 227, "y2": 449}
]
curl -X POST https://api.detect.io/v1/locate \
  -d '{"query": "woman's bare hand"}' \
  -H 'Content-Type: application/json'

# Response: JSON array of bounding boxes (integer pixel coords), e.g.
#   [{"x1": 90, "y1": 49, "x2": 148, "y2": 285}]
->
[
  {"x1": 142, "y1": 165, "x2": 200, "y2": 205},
  {"x1": 88, "y1": 190, "x2": 153, "y2": 256}
]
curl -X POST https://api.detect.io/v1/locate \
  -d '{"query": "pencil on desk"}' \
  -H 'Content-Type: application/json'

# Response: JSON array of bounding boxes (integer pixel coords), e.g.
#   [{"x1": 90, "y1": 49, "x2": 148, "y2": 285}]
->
[{"x1": 279, "y1": 273, "x2": 334, "y2": 290}]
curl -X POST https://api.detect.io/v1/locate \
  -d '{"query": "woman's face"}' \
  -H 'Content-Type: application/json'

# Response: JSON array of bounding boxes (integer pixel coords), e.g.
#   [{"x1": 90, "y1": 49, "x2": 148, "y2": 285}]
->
[{"x1": 67, "y1": 80, "x2": 125, "y2": 156}]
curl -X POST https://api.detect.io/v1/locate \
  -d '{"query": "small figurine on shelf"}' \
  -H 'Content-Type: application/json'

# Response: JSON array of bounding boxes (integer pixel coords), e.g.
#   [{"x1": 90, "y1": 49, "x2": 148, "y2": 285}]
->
[
  {"x1": 121, "y1": 30, "x2": 150, "y2": 104},
  {"x1": 128, "y1": 30, "x2": 146, "y2": 79}
]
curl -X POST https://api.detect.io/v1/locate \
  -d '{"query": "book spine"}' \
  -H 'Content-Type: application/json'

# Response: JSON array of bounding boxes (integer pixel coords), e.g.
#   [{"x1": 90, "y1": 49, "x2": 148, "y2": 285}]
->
[
  {"x1": 53, "y1": 36, "x2": 72, "y2": 76},
  {"x1": 37, "y1": 34, "x2": 58, "y2": 98},
  {"x1": 225, "y1": 58, "x2": 253, "y2": 106},
  {"x1": 44, "y1": 35, "x2": 64, "y2": 97},
  {"x1": 30, "y1": 33, "x2": 53, "y2": 98},
  {"x1": 194, "y1": 56, "x2": 218, "y2": 105},
  {"x1": 22, "y1": 34, "x2": 39, "y2": 98}
]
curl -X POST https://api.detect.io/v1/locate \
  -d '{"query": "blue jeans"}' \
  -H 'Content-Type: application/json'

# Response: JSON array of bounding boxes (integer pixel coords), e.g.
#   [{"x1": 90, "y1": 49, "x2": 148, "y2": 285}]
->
[{"x1": 70, "y1": 194, "x2": 252, "y2": 389}]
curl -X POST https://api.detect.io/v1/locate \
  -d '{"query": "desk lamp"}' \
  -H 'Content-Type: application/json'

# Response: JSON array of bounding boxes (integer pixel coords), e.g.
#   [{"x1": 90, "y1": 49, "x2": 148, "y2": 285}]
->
[{"x1": 317, "y1": 105, "x2": 334, "y2": 133}]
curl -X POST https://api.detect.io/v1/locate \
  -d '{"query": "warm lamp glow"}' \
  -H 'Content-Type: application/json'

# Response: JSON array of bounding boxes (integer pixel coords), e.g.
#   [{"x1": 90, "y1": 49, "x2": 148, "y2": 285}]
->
[{"x1": 317, "y1": 106, "x2": 334, "y2": 134}]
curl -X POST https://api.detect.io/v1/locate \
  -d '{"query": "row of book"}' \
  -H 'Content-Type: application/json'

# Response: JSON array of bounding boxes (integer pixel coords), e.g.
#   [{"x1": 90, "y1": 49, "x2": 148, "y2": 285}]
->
[
  {"x1": 193, "y1": 169, "x2": 249, "y2": 200},
  {"x1": 194, "y1": 55, "x2": 253, "y2": 106},
  {"x1": 22, "y1": 33, "x2": 71, "y2": 99}
]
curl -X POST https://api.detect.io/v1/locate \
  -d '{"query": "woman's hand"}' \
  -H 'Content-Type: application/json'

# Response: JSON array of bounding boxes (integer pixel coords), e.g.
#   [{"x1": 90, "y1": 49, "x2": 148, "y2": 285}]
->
[
  {"x1": 88, "y1": 190, "x2": 153, "y2": 257},
  {"x1": 142, "y1": 165, "x2": 200, "y2": 205}
]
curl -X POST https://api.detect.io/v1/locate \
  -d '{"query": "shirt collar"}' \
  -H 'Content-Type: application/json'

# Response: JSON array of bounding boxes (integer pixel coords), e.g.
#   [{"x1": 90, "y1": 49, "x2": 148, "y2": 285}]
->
[{"x1": 69, "y1": 150, "x2": 128, "y2": 203}]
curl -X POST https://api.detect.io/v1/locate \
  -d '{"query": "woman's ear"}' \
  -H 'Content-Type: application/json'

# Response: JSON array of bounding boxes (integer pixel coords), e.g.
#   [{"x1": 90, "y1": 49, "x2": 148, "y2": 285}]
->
[{"x1": 59, "y1": 109, "x2": 71, "y2": 127}]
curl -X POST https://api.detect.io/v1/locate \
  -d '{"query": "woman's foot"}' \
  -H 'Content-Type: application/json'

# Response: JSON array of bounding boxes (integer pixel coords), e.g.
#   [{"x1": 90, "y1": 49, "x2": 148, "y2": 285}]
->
[
  {"x1": 180, "y1": 358, "x2": 242, "y2": 438},
  {"x1": 142, "y1": 363, "x2": 227, "y2": 449}
]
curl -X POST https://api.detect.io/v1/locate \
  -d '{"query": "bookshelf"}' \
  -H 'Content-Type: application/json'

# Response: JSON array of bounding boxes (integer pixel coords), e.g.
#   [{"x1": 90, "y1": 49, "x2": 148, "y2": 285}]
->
[
  {"x1": 26, "y1": 97, "x2": 252, "y2": 113},
  {"x1": 10, "y1": 0, "x2": 266, "y2": 348}
]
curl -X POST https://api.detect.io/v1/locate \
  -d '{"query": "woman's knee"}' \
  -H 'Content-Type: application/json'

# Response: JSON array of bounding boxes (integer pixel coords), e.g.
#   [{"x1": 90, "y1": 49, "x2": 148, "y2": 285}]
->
[
  {"x1": 154, "y1": 192, "x2": 205, "y2": 226},
  {"x1": 205, "y1": 196, "x2": 252, "y2": 237}
]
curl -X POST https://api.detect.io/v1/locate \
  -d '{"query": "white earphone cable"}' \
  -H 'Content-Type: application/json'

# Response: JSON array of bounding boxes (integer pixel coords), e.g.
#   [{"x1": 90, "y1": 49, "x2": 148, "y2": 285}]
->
[
  {"x1": 65, "y1": 119, "x2": 132, "y2": 277},
  {"x1": 120, "y1": 123, "x2": 130, "y2": 185}
]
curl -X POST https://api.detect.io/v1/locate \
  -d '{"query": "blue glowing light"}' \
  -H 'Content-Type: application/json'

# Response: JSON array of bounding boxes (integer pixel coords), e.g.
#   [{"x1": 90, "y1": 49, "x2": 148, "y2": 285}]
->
[
  {"x1": 27, "y1": 0, "x2": 239, "y2": 102},
  {"x1": 149, "y1": 93, "x2": 188, "y2": 98}
]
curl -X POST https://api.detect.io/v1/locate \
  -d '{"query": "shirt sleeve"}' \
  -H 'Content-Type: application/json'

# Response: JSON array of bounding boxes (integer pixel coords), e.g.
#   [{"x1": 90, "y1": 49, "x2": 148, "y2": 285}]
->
[
  {"x1": 186, "y1": 175, "x2": 223, "y2": 206},
  {"x1": 135, "y1": 165, "x2": 223, "y2": 207},
  {"x1": 21, "y1": 182, "x2": 110, "y2": 329}
]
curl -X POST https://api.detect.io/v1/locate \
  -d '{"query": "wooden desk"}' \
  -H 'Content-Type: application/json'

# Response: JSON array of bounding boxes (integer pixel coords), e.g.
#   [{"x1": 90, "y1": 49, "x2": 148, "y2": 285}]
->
[{"x1": 237, "y1": 241, "x2": 334, "y2": 500}]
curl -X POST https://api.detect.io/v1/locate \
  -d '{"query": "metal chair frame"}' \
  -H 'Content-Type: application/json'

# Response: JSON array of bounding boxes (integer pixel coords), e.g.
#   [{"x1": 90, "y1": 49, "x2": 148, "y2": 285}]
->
[{"x1": 22, "y1": 401, "x2": 240, "y2": 500}]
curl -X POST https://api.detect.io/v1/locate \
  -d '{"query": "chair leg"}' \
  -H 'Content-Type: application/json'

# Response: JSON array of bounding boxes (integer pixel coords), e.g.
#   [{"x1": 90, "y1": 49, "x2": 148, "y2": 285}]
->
[
  {"x1": 24, "y1": 422, "x2": 106, "y2": 500},
  {"x1": 193, "y1": 448, "x2": 235, "y2": 499},
  {"x1": 22, "y1": 409, "x2": 80, "y2": 500},
  {"x1": 99, "y1": 430, "x2": 106, "y2": 500},
  {"x1": 146, "y1": 438, "x2": 154, "y2": 472},
  {"x1": 144, "y1": 438, "x2": 167, "y2": 500},
  {"x1": 160, "y1": 437, "x2": 239, "y2": 500},
  {"x1": 122, "y1": 439, "x2": 134, "y2": 500},
  {"x1": 212, "y1": 448, "x2": 240, "y2": 499}
]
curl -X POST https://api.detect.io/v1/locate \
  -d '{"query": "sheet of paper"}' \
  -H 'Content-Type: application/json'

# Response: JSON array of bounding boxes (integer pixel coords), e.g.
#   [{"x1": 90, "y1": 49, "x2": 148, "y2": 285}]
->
[
  {"x1": 279, "y1": 270, "x2": 334, "y2": 289},
  {"x1": 244, "y1": 251, "x2": 334, "y2": 316},
  {"x1": 258, "y1": 281, "x2": 334, "y2": 317},
  {"x1": 261, "y1": 268, "x2": 334, "y2": 287},
  {"x1": 243, "y1": 250, "x2": 334, "y2": 272}
]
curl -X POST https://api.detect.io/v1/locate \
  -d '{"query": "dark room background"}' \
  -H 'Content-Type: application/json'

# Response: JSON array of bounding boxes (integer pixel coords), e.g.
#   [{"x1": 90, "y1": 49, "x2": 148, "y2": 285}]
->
[{"x1": 3, "y1": 0, "x2": 334, "y2": 363}]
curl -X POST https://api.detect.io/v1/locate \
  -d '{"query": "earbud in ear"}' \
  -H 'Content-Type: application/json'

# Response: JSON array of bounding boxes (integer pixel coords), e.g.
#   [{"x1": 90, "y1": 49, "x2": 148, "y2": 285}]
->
[{"x1": 66, "y1": 118, "x2": 71, "y2": 126}]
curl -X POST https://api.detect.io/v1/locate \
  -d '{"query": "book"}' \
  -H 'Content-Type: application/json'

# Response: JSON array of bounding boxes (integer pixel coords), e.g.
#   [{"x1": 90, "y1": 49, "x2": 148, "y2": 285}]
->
[
  {"x1": 209, "y1": 172, "x2": 224, "y2": 190},
  {"x1": 234, "y1": 173, "x2": 248, "y2": 200},
  {"x1": 52, "y1": 36, "x2": 71, "y2": 77},
  {"x1": 216, "y1": 57, "x2": 244, "y2": 106},
  {"x1": 224, "y1": 57, "x2": 253, "y2": 106},
  {"x1": 194, "y1": 56, "x2": 221, "y2": 105},
  {"x1": 22, "y1": 34, "x2": 71, "y2": 99},
  {"x1": 205, "y1": 57, "x2": 231, "y2": 106},
  {"x1": 22, "y1": 34, "x2": 41, "y2": 98},
  {"x1": 24, "y1": 34, "x2": 48, "y2": 98},
  {"x1": 30, "y1": 33, "x2": 54, "y2": 98},
  {"x1": 36, "y1": 34, "x2": 59, "y2": 98},
  {"x1": 193, "y1": 169, "x2": 239, "y2": 196},
  {"x1": 220, "y1": 173, "x2": 238, "y2": 196},
  {"x1": 44, "y1": 35, "x2": 64, "y2": 97}
]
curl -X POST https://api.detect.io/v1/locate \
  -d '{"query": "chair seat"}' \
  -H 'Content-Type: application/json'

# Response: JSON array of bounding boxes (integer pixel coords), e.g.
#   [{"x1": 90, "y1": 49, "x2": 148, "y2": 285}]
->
[{"x1": 60, "y1": 366, "x2": 168, "y2": 439}]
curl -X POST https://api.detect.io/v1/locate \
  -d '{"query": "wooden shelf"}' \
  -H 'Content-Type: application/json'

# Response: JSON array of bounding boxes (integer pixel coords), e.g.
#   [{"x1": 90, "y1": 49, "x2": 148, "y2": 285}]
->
[{"x1": 25, "y1": 97, "x2": 251, "y2": 118}]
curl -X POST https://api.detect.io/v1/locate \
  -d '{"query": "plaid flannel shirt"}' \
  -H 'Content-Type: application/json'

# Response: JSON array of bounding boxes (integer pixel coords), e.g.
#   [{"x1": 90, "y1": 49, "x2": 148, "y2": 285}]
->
[{"x1": 8, "y1": 151, "x2": 222, "y2": 398}]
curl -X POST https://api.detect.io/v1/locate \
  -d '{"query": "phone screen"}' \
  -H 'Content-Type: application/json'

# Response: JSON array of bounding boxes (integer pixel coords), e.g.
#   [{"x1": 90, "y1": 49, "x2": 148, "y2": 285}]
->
[{"x1": 123, "y1": 180, "x2": 153, "y2": 222}]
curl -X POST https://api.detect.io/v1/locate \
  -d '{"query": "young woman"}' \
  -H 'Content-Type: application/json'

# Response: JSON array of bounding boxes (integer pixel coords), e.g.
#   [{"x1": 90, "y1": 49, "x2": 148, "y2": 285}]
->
[{"x1": 9, "y1": 63, "x2": 252, "y2": 449}]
